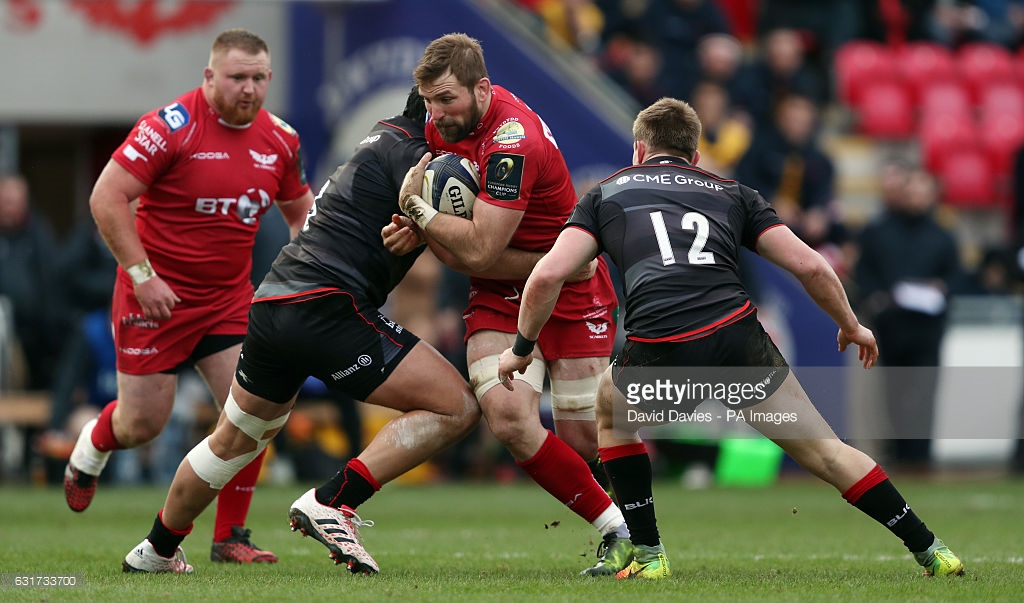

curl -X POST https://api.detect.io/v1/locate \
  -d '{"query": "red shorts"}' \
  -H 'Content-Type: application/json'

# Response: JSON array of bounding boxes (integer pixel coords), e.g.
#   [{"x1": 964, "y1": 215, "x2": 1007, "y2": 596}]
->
[
  {"x1": 110, "y1": 273, "x2": 250, "y2": 374},
  {"x1": 463, "y1": 259, "x2": 618, "y2": 359}
]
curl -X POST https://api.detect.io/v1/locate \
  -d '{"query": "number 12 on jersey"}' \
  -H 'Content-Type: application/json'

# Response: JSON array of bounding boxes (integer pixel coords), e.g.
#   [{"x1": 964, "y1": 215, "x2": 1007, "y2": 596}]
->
[{"x1": 649, "y1": 210, "x2": 716, "y2": 266}]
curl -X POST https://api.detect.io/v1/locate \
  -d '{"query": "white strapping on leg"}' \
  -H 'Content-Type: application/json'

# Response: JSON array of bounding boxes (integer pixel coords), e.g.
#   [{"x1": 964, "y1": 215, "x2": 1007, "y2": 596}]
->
[
  {"x1": 185, "y1": 393, "x2": 289, "y2": 490},
  {"x1": 550, "y1": 374, "x2": 600, "y2": 421},
  {"x1": 470, "y1": 354, "x2": 546, "y2": 399}
]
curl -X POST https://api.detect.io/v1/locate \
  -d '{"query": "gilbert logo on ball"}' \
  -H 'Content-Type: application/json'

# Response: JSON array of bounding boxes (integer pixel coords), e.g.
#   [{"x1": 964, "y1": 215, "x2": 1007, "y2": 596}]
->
[{"x1": 422, "y1": 154, "x2": 479, "y2": 219}]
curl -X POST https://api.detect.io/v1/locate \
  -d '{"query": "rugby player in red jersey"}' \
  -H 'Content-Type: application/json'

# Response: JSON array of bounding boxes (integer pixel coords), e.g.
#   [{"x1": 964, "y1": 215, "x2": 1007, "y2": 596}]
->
[
  {"x1": 385, "y1": 33, "x2": 632, "y2": 576},
  {"x1": 65, "y1": 28, "x2": 313, "y2": 567}
]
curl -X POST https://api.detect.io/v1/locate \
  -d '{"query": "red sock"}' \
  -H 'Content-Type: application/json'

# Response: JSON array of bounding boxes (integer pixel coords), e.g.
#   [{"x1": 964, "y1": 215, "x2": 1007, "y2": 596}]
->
[
  {"x1": 517, "y1": 431, "x2": 610, "y2": 523},
  {"x1": 213, "y1": 448, "x2": 267, "y2": 542},
  {"x1": 90, "y1": 400, "x2": 125, "y2": 452}
]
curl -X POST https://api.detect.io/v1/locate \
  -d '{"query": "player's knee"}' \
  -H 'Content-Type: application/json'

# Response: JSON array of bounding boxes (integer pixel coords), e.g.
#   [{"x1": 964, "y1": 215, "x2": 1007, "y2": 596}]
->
[
  {"x1": 118, "y1": 415, "x2": 166, "y2": 447},
  {"x1": 186, "y1": 392, "x2": 290, "y2": 490},
  {"x1": 186, "y1": 436, "x2": 260, "y2": 490},
  {"x1": 452, "y1": 388, "x2": 483, "y2": 430},
  {"x1": 483, "y1": 401, "x2": 533, "y2": 446}
]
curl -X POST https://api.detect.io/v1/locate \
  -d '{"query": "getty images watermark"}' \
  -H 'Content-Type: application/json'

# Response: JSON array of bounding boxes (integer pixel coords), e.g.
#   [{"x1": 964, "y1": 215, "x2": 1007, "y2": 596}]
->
[{"x1": 610, "y1": 366, "x2": 1022, "y2": 440}]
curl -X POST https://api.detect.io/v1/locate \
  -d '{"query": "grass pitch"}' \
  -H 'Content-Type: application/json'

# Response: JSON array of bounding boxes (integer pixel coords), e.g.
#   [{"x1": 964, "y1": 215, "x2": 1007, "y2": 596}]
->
[{"x1": 0, "y1": 476, "x2": 1020, "y2": 601}]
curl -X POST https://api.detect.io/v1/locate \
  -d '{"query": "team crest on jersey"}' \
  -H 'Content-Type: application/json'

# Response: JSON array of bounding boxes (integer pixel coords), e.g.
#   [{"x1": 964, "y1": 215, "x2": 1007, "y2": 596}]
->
[
  {"x1": 270, "y1": 113, "x2": 297, "y2": 137},
  {"x1": 158, "y1": 102, "x2": 190, "y2": 132},
  {"x1": 586, "y1": 321, "x2": 609, "y2": 336},
  {"x1": 250, "y1": 149, "x2": 278, "y2": 171},
  {"x1": 493, "y1": 121, "x2": 526, "y2": 146},
  {"x1": 485, "y1": 153, "x2": 524, "y2": 201}
]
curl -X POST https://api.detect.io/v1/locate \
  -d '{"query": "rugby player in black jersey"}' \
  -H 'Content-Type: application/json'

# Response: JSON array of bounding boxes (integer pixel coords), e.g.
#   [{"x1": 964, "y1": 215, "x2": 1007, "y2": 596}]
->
[
  {"x1": 499, "y1": 97, "x2": 964, "y2": 580},
  {"x1": 122, "y1": 88, "x2": 482, "y2": 575}
]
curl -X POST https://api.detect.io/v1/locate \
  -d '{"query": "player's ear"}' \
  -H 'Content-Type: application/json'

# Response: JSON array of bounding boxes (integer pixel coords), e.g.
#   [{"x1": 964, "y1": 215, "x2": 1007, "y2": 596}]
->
[
  {"x1": 203, "y1": 66, "x2": 214, "y2": 84},
  {"x1": 474, "y1": 78, "x2": 491, "y2": 103},
  {"x1": 633, "y1": 140, "x2": 645, "y2": 165}
]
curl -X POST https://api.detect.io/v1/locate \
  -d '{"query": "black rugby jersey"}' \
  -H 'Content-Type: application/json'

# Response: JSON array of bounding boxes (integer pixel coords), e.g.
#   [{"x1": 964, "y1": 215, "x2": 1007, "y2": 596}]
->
[
  {"x1": 253, "y1": 115, "x2": 429, "y2": 308},
  {"x1": 566, "y1": 156, "x2": 783, "y2": 342}
]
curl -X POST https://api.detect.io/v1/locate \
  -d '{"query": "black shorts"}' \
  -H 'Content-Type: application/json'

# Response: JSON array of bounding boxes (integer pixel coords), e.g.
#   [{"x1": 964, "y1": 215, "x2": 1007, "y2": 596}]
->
[
  {"x1": 236, "y1": 292, "x2": 420, "y2": 404},
  {"x1": 613, "y1": 311, "x2": 789, "y2": 411}
]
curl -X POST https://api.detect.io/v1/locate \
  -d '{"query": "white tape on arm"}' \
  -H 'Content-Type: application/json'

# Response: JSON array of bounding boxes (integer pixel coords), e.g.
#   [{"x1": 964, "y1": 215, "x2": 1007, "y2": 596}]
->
[
  {"x1": 126, "y1": 258, "x2": 156, "y2": 285},
  {"x1": 401, "y1": 194, "x2": 438, "y2": 229}
]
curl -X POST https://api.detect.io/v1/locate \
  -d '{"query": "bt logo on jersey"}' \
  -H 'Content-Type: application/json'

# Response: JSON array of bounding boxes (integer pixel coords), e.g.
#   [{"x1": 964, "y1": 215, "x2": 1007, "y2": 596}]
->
[{"x1": 195, "y1": 188, "x2": 271, "y2": 223}]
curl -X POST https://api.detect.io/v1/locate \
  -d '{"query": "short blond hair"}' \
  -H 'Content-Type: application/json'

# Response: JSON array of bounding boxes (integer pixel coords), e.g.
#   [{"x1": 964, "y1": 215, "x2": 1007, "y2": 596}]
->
[
  {"x1": 210, "y1": 28, "x2": 269, "y2": 63},
  {"x1": 632, "y1": 98, "x2": 701, "y2": 161}
]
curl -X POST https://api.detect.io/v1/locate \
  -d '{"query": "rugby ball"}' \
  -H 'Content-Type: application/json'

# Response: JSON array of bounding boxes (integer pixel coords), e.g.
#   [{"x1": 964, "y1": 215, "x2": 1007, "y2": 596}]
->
[{"x1": 422, "y1": 153, "x2": 478, "y2": 219}]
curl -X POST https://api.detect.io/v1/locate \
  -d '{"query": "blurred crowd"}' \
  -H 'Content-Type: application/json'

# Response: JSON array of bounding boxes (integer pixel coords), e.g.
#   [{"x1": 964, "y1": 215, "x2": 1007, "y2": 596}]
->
[{"x1": 4, "y1": 0, "x2": 1024, "y2": 486}]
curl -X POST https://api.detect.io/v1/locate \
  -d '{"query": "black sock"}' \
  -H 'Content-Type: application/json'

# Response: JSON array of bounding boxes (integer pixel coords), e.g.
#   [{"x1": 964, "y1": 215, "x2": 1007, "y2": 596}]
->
[
  {"x1": 587, "y1": 456, "x2": 611, "y2": 491},
  {"x1": 147, "y1": 511, "x2": 191, "y2": 558},
  {"x1": 601, "y1": 445, "x2": 660, "y2": 547},
  {"x1": 844, "y1": 466, "x2": 934, "y2": 553},
  {"x1": 315, "y1": 461, "x2": 375, "y2": 510}
]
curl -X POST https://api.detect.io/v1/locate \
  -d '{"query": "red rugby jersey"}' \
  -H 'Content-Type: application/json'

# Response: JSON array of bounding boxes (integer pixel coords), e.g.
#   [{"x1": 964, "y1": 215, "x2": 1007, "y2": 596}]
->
[
  {"x1": 112, "y1": 87, "x2": 309, "y2": 298},
  {"x1": 426, "y1": 85, "x2": 576, "y2": 253},
  {"x1": 425, "y1": 85, "x2": 616, "y2": 322}
]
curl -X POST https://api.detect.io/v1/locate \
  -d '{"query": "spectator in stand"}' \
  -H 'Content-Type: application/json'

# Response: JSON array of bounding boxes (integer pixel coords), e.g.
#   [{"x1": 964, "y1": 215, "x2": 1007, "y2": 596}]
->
[
  {"x1": 0, "y1": 173, "x2": 61, "y2": 390},
  {"x1": 536, "y1": 0, "x2": 606, "y2": 57},
  {"x1": 757, "y1": 0, "x2": 861, "y2": 83},
  {"x1": 855, "y1": 166, "x2": 961, "y2": 473},
  {"x1": 1010, "y1": 141, "x2": 1024, "y2": 474},
  {"x1": 735, "y1": 93, "x2": 848, "y2": 275},
  {"x1": 929, "y1": 0, "x2": 1024, "y2": 48},
  {"x1": 732, "y1": 27, "x2": 826, "y2": 129},
  {"x1": 605, "y1": 33, "x2": 670, "y2": 107},
  {"x1": 595, "y1": 0, "x2": 650, "y2": 47},
  {"x1": 692, "y1": 80, "x2": 751, "y2": 178},
  {"x1": 57, "y1": 219, "x2": 119, "y2": 321},
  {"x1": 641, "y1": 0, "x2": 732, "y2": 100},
  {"x1": 695, "y1": 33, "x2": 744, "y2": 97},
  {"x1": 860, "y1": 0, "x2": 943, "y2": 44},
  {"x1": 37, "y1": 219, "x2": 119, "y2": 479}
]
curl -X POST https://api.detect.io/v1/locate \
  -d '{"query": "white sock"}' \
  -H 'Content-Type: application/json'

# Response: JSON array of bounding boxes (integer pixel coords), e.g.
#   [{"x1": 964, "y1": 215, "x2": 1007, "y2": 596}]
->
[
  {"x1": 70, "y1": 418, "x2": 111, "y2": 475},
  {"x1": 592, "y1": 503, "x2": 629, "y2": 538}
]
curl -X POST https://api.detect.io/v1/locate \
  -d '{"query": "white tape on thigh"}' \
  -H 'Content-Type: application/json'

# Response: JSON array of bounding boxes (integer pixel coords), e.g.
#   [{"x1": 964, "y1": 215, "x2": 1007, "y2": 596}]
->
[
  {"x1": 550, "y1": 374, "x2": 600, "y2": 421},
  {"x1": 185, "y1": 436, "x2": 259, "y2": 490},
  {"x1": 224, "y1": 393, "x2": 290, "y2": 442},
  {"x1": 470, "y1": 354, "x2": 546, "y2": 399},
  {"x1": 186, "y1": 394, "x2": 291, "y2": 490}
]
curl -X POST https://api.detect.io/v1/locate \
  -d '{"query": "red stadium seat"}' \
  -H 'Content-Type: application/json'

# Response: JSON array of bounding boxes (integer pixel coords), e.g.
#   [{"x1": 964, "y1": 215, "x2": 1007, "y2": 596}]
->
[
  {"x1": 956, "y1": 42, "x2": 1016, "y2": 103},
  {"x1": 834, "y1": 40, "x2": 897, "y2": 106},
  {"x1": 896, "y1": 42, "x2": 957, "y2": 105},
  {"x1": 936, "y1": 154, "x2": 996, "y2": 208},
  {"x1": 979, "y1": 112, "x2": 1024, "y2": 176},
  {"x1": 917, "y1": 80, "x2": 972, "y2": 121},
  {"x1": 918, "y1": 112, "x2": 978, "y2": 173},
  {"x1": 935, "y1": 148, "x2": 997, "y2": 208},
  {"x1": 978, "y1": 81, "x2": 1024, "y2": 120},
  {"x1": 857, "y1": 80, "x2": 913, "y2": 138}
]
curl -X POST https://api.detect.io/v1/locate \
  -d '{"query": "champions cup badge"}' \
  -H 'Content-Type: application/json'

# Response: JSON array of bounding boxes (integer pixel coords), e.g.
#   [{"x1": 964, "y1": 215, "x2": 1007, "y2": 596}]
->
[{"x1": 493, "y1": 121, "x2": 527, "y2": 146}]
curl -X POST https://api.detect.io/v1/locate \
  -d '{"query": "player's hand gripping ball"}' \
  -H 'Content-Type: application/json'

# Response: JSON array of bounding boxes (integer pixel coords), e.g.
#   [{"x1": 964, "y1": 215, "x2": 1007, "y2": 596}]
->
[{"x1": 421, "y1": 153, "x2": 479, "y2": 219}]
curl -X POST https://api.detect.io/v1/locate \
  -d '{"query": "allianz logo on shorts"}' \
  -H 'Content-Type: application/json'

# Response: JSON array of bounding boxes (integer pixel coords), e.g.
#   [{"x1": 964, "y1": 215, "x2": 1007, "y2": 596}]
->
[{"x1": 331, "y1": 354, "x2": 373, "y2": 381}]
